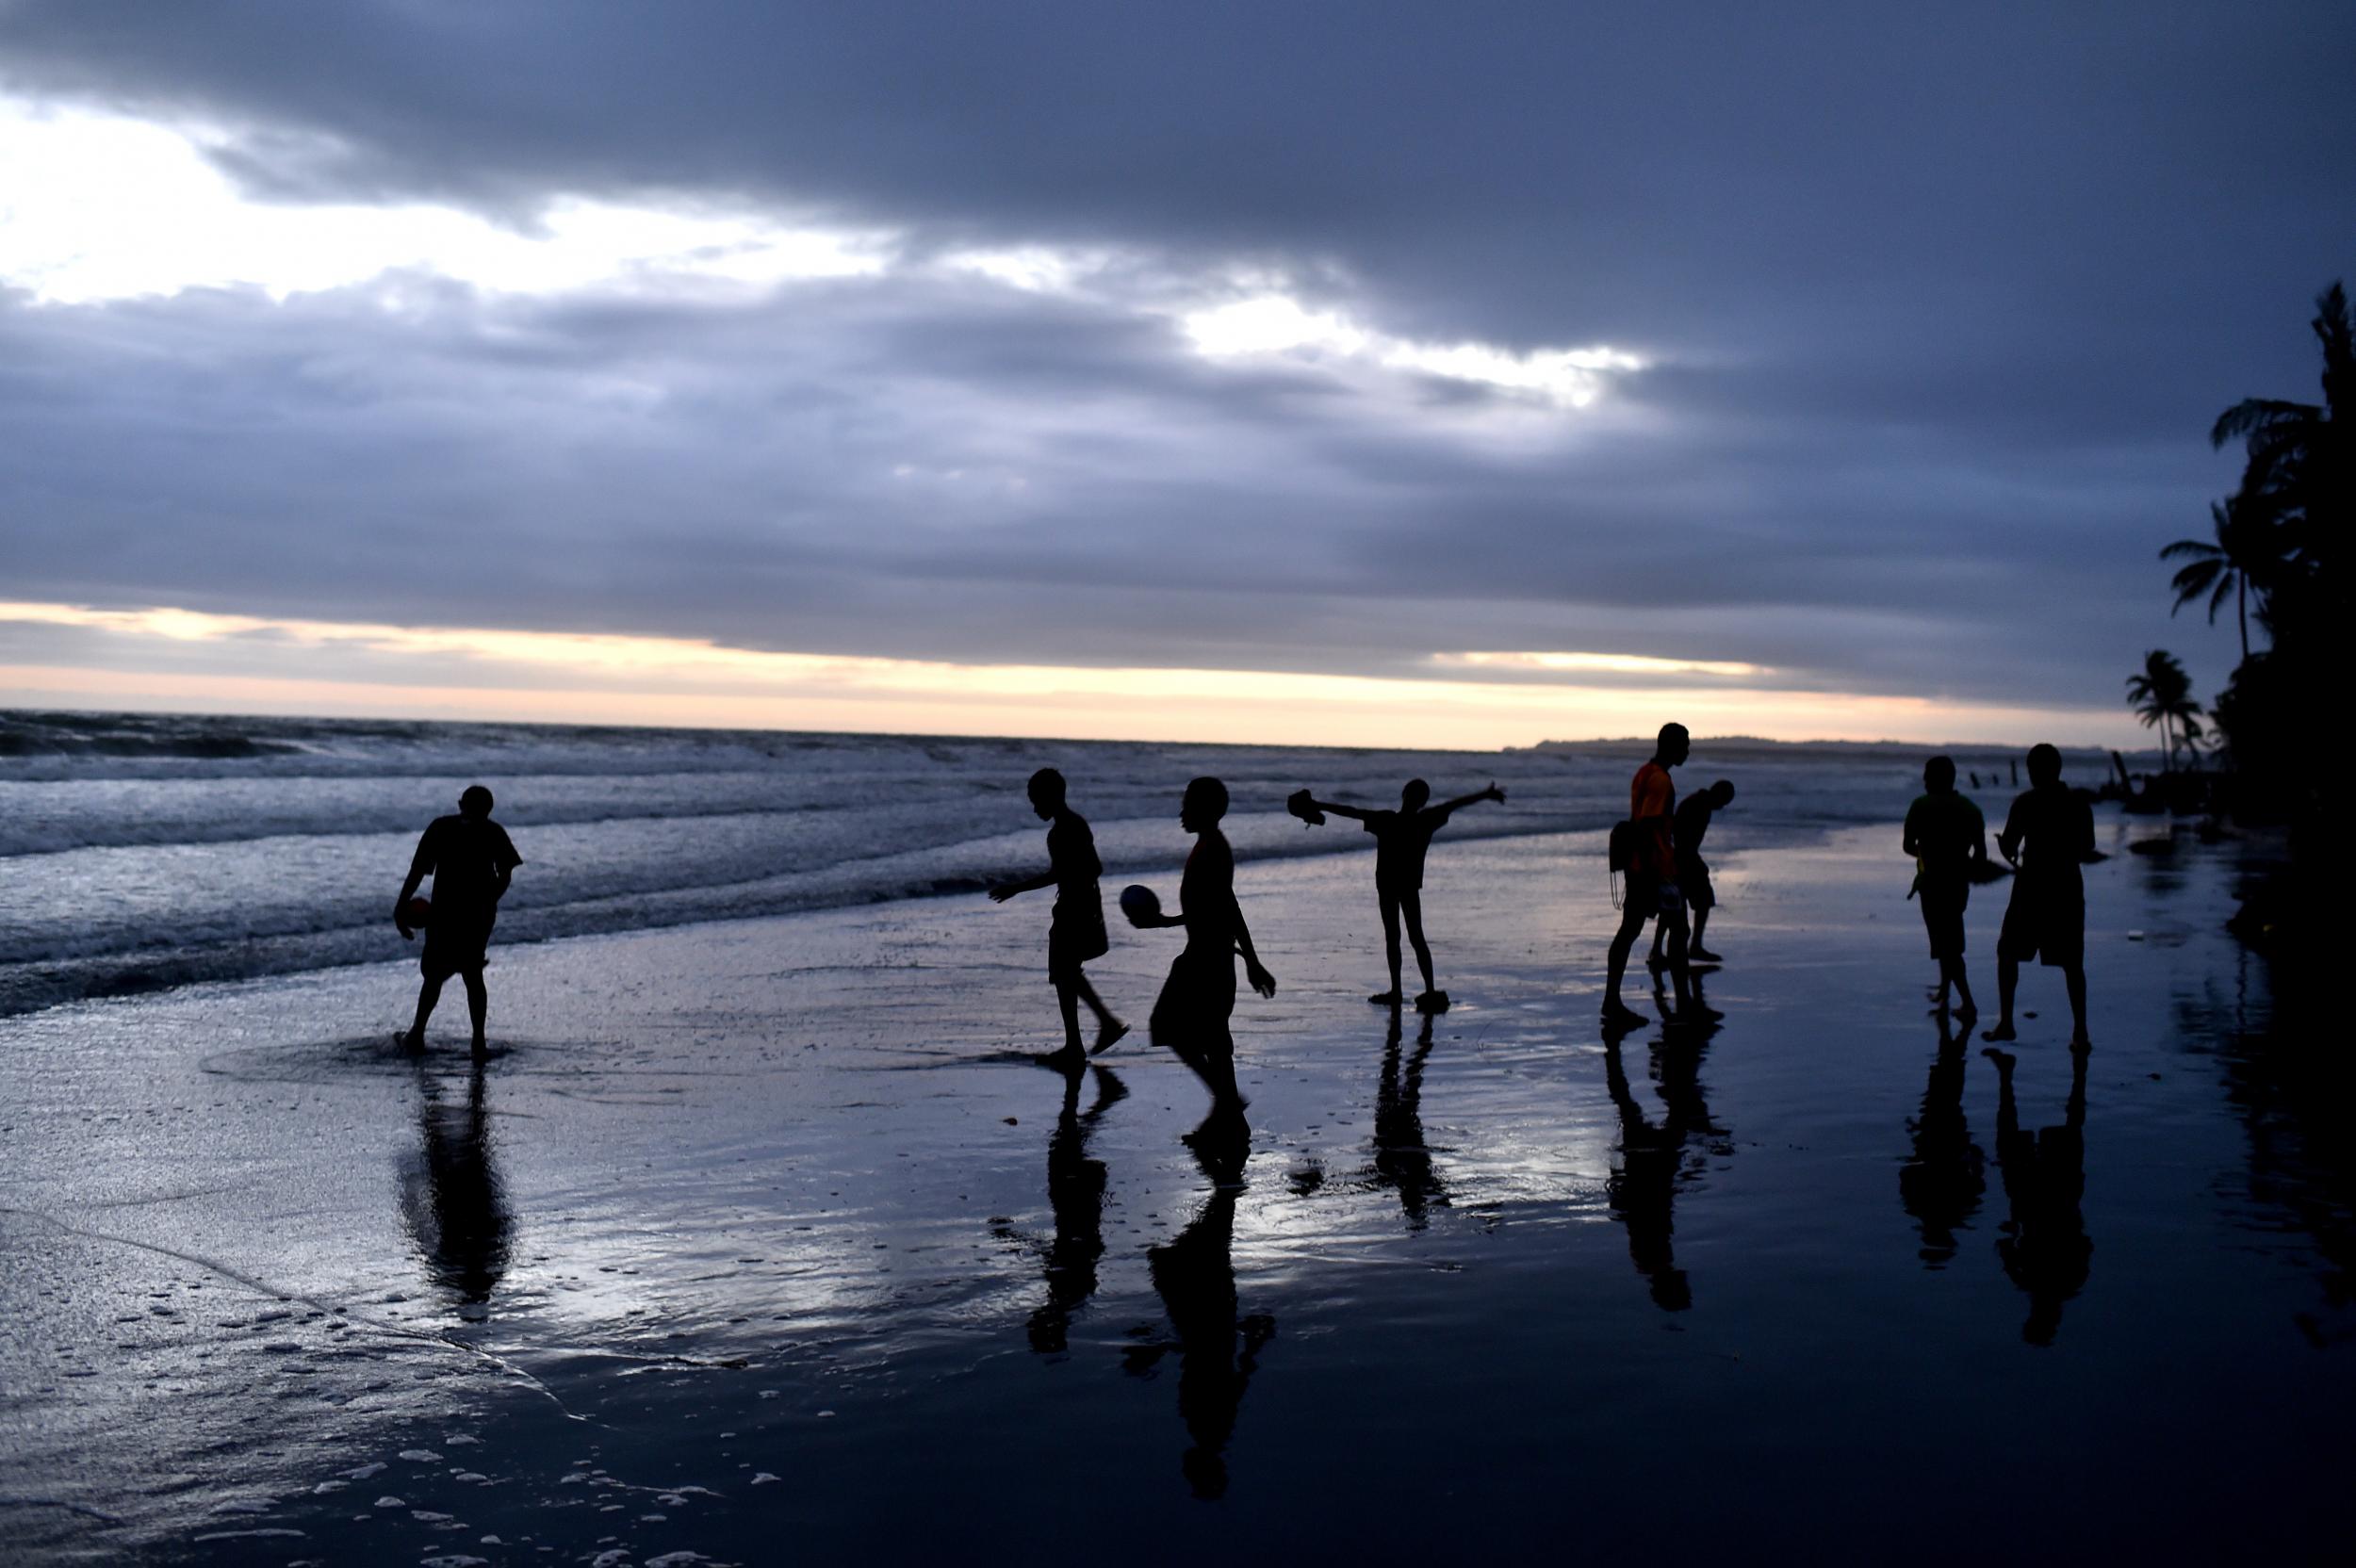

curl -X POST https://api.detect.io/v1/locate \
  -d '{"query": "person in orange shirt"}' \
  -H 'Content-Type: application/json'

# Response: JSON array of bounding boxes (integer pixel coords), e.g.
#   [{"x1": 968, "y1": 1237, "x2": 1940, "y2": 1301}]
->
[{"x1": 1604, "y1": 724, "x2": 1717, "y2": 1029}]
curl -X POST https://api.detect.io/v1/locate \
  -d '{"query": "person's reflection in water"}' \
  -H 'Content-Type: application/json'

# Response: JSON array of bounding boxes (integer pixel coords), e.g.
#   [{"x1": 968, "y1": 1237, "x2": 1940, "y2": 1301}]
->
[
  {"x1": 1369, "y1": 1008, "x2": 1448, "y2": 1229},
  {"x1": 1602, "y1": 1025, "x2": 1727, "y2": 1312},
  {"x1": 1126, "y1": 1113, "x2": 1274, "y2": 1500},
  {"x1": 999, "y1": 1060, "x2": 1126, "y2": 1355},
  {"x1": 399, "y1": 1059, "x2": 512, "y2": 1320},
  {"x1": 1982, "y1": 1045, "x2": 2093, "y2": 1345},
  {"x1": 1899, "y1": 1011, "x2": 1987, "y2": 1267}
]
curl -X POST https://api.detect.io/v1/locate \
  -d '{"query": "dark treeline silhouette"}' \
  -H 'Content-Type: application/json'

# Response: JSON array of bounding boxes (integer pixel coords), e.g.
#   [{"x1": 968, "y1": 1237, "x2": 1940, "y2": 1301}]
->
[{"x1": 2161, "y1": 282, "x2": 2346, "y2": 858}]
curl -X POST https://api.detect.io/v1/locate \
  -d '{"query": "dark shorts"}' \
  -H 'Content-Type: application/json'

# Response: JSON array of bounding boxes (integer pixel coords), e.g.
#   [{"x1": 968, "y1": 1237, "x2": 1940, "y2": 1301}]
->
[
  {"x1": 1677, "y1": 856, "x2": 1715, "y2": 912},
  {"x1": 1998, "y1": 884, "x2": 2083, "y2": 969},
  {"x1": 1047, "y1": 899, "x2": 1109, "y2": 984},
  {"x1": 1150, "y1": 945, "x2": 1236, "y2": 1044},
  {"x1": 421, "y1": 910, "x2": 495, "y2": 982},
  {"x1": 1623, "y1": 874, "x2": 1687, "y2": 928},
  {"x1": 1919, "y1": 880, "x2": 1968, "y2": 959}
]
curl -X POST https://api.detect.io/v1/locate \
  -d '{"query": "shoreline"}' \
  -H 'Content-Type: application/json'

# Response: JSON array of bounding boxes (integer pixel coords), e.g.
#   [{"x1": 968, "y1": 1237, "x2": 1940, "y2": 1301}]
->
[{"x1": 4, "y1": 822, "x2": 2345, "y2": 1561}]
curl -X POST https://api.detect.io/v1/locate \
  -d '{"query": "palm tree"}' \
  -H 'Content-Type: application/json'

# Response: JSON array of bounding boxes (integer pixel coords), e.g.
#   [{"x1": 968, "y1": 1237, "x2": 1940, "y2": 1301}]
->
[
  {"x1": 2211, "y1": 282, "x2": 2350, "y2": 593},
  {"x1": 2160, "y1": 498, "x2": 2277, "y2": 661},
  {"x1": 2125, "y1": 649, "x2": 2202, "y2": 773}
]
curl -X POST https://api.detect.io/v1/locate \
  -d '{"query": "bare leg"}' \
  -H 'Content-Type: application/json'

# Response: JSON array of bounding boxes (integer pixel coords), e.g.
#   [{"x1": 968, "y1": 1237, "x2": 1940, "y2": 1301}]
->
[
  {"x1": 1400, "y1": 889, "x2": 1436, "y2": 996},
  {"x1": 1689, "y1": 905, "x2": 1711, "y2": 956},
  {"x1": 1604, "y1": 903, "x2": 1651, "y2": 1021},
  {"x1": 1071, "y1": 972, "x2": 1126, "y2": 1053},
  {"x1": 463, "y1": 971, "x2": 487, "y2": 1052},
  {"x1": 1944, "y1": 956, "x2": 1978, "y2": 1021},
  {"x1": 2064, "y1": 965, "x2": 2089, "y2": 1049},
  {"x1": 404, "y1": 975, "x2": 444, "y2": 1050},
  {"x1": 1983, "y1": 956, "x2": 2020, "y2": 1041},
  {"x1": 1659, "y1": 897, "x2": 1696, "y2": 1011},
  {"x1": 1055, "y1": 981, "x2": 1086, "y2": 1056},
  {"x1": 1373, "y1": 889, "x2": 1403, "y2": 1004}
]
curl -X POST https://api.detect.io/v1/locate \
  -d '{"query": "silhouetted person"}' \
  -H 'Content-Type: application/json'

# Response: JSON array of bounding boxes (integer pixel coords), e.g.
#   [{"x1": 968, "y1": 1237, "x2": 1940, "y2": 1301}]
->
[
  {"x1": 1127, "y1": 1115, "x2": 1273, "y2": 1500},
  {"x1": 1368, "y1": 1009, "x2": 1448, "y2": 1229},
  {"x1": 1984, "y1": 744, "x2": 2094, "y2": 1049},
  {"x1": 399, "y1": 1058, "x2": 511, "y2": 1320},
  {"x1": 997, "y1": 1060, "x2": 1125, "y2": 1355},
  {"x1": 1651, "y1": 778, "x2": 1734, "y2": 967},
  {"x1": 1899, "y1": 1010, "x2": 1987, "y2": 1268},
  {"x1": 1128, "y1": 777, "x2": 1276, "y2": 1116},
  {"x1": 1600, "y1": 1032, "x2": 1726, "y2": 1312},
  {"x1": 1982, "y1": 1044, "x2": 2092, "y2": 1345},
  {"x1": 1904, "y1": 755, "x2": 1988, "y2": 1024},
  {"x1": 1605, "y1": 724, "x2": 1717, "y2": 1029},
  {"x1": 1288, "y1": 778, "x2": 1502, "y2": 1012},
  {"x1": 396, "y1": 785, "x2": 521, "y2": 1057},
  {"x1": 990, "y1": 768, "x2": 1128, "y2": 1061}
]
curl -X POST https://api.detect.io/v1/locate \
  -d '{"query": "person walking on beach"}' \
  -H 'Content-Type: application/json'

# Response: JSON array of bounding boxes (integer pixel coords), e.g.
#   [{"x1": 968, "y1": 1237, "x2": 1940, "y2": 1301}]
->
[
  {"x1": 990, "y1": 768, "x2": 1128, "y2": 1060},
  {"x1": 1983, "y1": 744, "x2": 2095, "y2": 1050},
  {"x1": 395, "y1": 785, "x2": 522, "y2": 1057},
  {"x1": 1605, "y1": 724, "x2": 1716, "y2": 1030},
  {"x1": 1286, "y1": 777, "x2": 1504, "y2": 1012},
  {"x1": 1126, "y1": 776, "x2": 1276, "y2": 1115},
  {"x1": 1903, "y1": 756, "x2": 1987, "y2": 1024},
  {"x1": 1650, "y1": 778, "x2": 1734, "y2": 969}
]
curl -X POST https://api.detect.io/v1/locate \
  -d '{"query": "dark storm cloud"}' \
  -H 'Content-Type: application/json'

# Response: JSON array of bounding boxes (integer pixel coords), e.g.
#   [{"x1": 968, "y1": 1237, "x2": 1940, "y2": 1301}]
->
[{"x1": 2, "y1": 0, "x2": 2348, "y2": 717}]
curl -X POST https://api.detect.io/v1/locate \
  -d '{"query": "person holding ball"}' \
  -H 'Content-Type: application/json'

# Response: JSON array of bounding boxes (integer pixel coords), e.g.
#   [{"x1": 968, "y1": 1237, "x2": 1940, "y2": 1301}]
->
[
  {"x1": 396, "y1": 784, "x2": 522, "y2": 1058},
  {"x1": 1124, "y1": 776, "x2": 1275, "y2": 1117}
]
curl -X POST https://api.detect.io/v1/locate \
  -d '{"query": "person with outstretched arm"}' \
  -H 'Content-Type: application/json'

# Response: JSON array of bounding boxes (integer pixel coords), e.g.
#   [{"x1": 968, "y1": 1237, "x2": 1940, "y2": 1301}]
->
[
  {"x1": 1287, "y1": 777, "x2": 1504, "y2": 1012},
  {"x1": 1903, "y1": 755, "x2": 1987, "y2": 1024},
  {"x1": 1983, "y1": 743, "x2": 2095, "y2": 1050},
  {"x1": 1126, "y1": 776, "x2": 1276, "y2": 1116},
  {"x1": 396, "y1": 785, "x2": 522, "y2": 1058},
  {"x1": 990, "y1": 767, "x2": 1129, "y2": 1061},
  {"x1": 1604, "y1": 724, "x2": 1718, "y2": 1030}
]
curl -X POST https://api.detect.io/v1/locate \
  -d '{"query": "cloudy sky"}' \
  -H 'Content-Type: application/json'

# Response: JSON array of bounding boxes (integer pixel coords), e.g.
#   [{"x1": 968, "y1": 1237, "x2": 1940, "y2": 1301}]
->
[{"x1": 0, "y1": 1, "x2": 2346, "y2": 746}]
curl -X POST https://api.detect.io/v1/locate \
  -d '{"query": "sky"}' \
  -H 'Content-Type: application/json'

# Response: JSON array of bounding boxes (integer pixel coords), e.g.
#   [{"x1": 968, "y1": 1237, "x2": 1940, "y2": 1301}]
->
[{"x1": 0, "y1": 1, "x2": 2347, "y2": 748}]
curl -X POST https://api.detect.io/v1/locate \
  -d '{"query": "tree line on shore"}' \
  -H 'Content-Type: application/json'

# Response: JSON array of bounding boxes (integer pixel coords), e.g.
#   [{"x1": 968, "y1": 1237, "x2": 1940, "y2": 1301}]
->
[{"x1": 2131, "y1": 281, "x2": 2344, "y2": 831}]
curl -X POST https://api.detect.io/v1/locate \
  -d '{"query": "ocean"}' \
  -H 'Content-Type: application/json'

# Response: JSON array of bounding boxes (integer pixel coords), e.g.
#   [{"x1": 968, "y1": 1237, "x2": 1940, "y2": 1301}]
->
[{"x1": 0, "y1": 709, "x2": 2110, "y2": 1017}]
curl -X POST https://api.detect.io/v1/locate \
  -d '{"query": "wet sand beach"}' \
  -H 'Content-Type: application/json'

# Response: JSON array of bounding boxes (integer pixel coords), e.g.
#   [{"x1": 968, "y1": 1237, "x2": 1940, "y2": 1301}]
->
[{"x1": 3, "y1": 820, "x2": 2348, "y2": 1563}]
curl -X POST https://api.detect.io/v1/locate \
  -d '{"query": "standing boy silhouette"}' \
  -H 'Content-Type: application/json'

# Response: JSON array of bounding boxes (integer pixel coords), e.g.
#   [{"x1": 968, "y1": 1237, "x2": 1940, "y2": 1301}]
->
[
  {"x1": 396, "y1": 785, "x2": 521, "y2": 1057},
  {"x1": 1651, "y1": 778, "x2": 1734, "y2": 968},
  {"x1": 1127, "y1": 777, "x2": 1276, "y2": 1115},
  {"x1": 1983, "y1": 744, "x2": 2095, "y2": 1050},
  {"x1": 1903, "y1": 755, "x2": 1987, "y2": 1023},
  {"x1": 1604, "y1": 724, "x2": 1717, "y2": 1030},
  {"x1": 990, "y1": 767, "x2": 1128, "y2": 1060},
  {"x1": 1288, "y1": 777, "x2": 1503, "y2": 1012}
]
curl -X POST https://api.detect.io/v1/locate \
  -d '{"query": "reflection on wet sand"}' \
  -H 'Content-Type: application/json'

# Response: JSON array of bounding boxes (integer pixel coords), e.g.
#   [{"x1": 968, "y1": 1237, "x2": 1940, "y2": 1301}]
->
[
  {"x1": 998, "y1": 1060, "x2": 1126, "y2": 1355},
  {"x1": 1126, "y1": 1113, "x2": 1274, "y2": 1500},
  {"x1": 1602, "y1": 1021, "x2": 1728, "y2": 1312},
  {"x1": 1983, "y1": 1046, "x2": 2092, "y2": 1346},
  {"x1": 1899, "y1": 1013, "x2": 1987, "y2": 1267},
  {"x1": 399, "y1": 1060, "x2": 513, "y2": 1320},
  {"x1": 1368, "y1": 1008, "x2": 1448, "y2": 1229}
]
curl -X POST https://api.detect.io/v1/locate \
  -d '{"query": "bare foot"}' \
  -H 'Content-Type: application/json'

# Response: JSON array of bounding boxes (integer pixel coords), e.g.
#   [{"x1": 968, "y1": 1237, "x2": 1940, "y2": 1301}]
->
[
  {"x1": 1980, "y1": 1021, "x2": 2017, "y2": 1043},
  {"x1": 2070, "y1": 1033, "x2": 2092, "y2": 1054},
  {"x1": 1368, "y1": 990, "x2": 1403, "y2": 1006},
  {"x1": 1689, "y1": 946, "x2": 1724, "y2": 963},
  {"x1": 1090, "y1": 1021, "x2": 1130, "y2": 1056},
  {"x1": 1601, "y1": 1001, "x2": 1651, "y2": 1031}
]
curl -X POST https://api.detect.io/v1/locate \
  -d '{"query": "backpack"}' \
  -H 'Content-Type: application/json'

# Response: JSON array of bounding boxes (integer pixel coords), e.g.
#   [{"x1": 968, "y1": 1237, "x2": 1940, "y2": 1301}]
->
[{"x1": 1607, "y1": 819, "x2": 1634, "y2": 874}]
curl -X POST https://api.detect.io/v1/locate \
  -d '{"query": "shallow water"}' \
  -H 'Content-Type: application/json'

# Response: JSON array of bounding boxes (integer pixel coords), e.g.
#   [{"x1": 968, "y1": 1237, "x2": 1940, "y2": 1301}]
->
[
  {"x1": 2, "y1": 824, "x2": 2347, "y2": 1563},
  {"x1": 0, "y1": 709, "x2": 2097, "y2": 1016}
]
